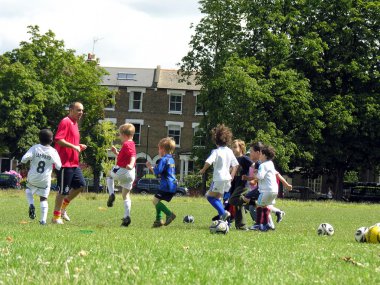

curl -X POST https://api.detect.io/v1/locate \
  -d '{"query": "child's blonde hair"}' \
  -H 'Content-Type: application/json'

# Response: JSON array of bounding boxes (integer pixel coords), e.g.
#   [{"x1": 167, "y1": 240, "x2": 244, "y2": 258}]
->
[
  {"x1": 158, "y1": 137, "x2": 176, "y2": 154},
  {"x1": 232, "y1": 139, "x2": 246, "y2": 154},
  {"x1": 119, "y1": 123, "x2": 135, "y2": 136}
]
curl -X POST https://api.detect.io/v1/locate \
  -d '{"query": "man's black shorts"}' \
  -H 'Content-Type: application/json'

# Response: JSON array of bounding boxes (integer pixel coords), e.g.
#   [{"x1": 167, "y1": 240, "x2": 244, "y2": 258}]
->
[
  {"x1": 57, "y1": 167, "x2": 86, "y2": 195},
  {"x1": 154, "y1": 191, "x2": 175, "y2": 202}
]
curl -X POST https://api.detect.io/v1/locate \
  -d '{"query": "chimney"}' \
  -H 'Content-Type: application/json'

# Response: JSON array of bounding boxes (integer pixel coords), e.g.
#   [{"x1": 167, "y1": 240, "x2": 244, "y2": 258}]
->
[{"x1": 154, "y1": 65, "x2": 161, "y2": 87}]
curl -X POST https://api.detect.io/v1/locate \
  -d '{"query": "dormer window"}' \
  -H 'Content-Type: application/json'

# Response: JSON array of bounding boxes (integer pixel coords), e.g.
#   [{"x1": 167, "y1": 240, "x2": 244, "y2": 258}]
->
[{"x1": 117, "y1": 73, "x2": 136, "y2": 80}]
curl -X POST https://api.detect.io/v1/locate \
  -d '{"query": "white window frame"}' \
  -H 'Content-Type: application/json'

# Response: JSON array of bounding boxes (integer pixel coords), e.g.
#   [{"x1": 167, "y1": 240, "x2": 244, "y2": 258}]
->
[
  {"x1": 128, "y1": 87, "x2": 145, "y2": 112},
  {"x1": 165, "y1": 121, "x2": 184, "y2": 147},
  {"x1": 168, "y1": 89, "x2": 185, "y2": 115},
  {"x1": 192, "y1": 122, "x2": 204, "y2": 147},
  {"x1": 117, "y1": 73, "x2": 136, "y2": 80},
  {"x1": 126, "y1": 119, "x2": 144, "y2": 145},
  {"x1": 104, "y1": 93, "x2": 116, "y2": 111}
]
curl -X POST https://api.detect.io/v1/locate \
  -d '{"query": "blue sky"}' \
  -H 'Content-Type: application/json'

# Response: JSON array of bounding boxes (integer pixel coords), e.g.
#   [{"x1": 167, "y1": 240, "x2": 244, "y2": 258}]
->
[{"x1": 0, "y1": 0, "x2": 202, "y2": 68}]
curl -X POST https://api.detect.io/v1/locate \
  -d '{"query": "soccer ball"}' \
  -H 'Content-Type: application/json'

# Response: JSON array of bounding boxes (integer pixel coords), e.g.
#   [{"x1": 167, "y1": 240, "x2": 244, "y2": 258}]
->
[
  {"x1": 365, "y1": 225, "x2": 380, "y2": 244},
  {"x1": 317, "y1": 223, "x2": 334, "y2": 236},
  {"x1": 183, "y1": 215, "x2": 195, "y2": 223},
  {"x1": 354, "y1": 227, "x2": 368, "y2": 243},
  {"x1": 209, "y1": 220, "x2": 229, "y2": 235}
]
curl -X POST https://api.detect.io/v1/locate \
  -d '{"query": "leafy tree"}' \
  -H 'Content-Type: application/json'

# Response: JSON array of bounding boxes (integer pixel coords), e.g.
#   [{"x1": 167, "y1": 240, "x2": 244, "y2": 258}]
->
[{"x1": 0, "y1": 25, "x2": 114, "y2": 191}]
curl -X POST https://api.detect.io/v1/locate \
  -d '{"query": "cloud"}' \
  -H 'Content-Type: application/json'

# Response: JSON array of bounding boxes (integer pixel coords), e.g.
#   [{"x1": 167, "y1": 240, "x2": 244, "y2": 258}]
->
[{"x1": 0, "y1": 0, "x2": 202, "y2": 68}]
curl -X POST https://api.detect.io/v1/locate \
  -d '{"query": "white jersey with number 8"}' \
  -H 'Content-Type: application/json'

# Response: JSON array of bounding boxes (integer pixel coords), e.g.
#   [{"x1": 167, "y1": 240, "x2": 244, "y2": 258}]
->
[{"x1": 21, "y1": 144, "x2": 62, "y2": 189}]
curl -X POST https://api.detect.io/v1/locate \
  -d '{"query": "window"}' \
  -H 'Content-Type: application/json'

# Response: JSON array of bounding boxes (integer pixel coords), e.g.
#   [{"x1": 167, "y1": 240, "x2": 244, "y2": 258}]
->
[
  {"x1": 105, "y1": 94, "x2": 115, "y2": 111},
  {"x1": 100, "y1": 118, "x2": 117, "y2": 125},
  {"x1": 117, "y1": 73, "x2": 136, "y2": 80},
  {"x1": 192, "y1": 123, "x2": 205, "y2": 147},
  {"x1": 165, "y1": 121, "x2": 183, "y2": 147},
  {"x1": 126, "y1": 119, "x2": 144, "y2": 145},
  {"x1": 128, "y1": 87, "x2": 145, "y2": 112},
  {"x1": 194, "y1": 91, "x2": 204, "y2": 115},
  {"x1": 168, "y1": 90, "x2": 185, "y2": 114}
]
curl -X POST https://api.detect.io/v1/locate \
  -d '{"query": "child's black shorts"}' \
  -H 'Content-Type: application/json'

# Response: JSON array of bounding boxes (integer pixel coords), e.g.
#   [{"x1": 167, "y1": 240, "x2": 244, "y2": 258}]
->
[{"x1": 155, "y1": 191, "x2": 175, "y2": 202}]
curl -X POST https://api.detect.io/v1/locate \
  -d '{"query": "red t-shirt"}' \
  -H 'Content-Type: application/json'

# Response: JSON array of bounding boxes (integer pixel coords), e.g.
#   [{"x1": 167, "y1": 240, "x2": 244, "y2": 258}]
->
[
  {"x1": 55, "y1": 116, "x2": 80, "y2": 167},
  {"x1": 117, "y1": 140, "x2": 136, "y2": 168}
]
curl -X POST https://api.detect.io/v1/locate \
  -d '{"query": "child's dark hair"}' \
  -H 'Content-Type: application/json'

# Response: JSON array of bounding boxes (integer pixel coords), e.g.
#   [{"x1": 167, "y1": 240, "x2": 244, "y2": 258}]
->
[
  {"x1": 250, "y1": 141, "x2": 264, "y2": 152},
  {"x1": 39, "y1": 129, "x2": 53, "y2": 145},
  {"x1": 261, "y1": 146, "x2": 276, "y2": 160},
  {"x1": 211, "y1": 124, "x2": 233, "y2": 146}
]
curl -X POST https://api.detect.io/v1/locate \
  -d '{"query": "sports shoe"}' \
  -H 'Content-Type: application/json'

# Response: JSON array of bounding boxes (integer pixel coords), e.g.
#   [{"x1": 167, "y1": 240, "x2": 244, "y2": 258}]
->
[
  {"x1": 107, "y1": 193, "x2": 115, "y2": 207},
  {"x1": 121, "y1": 216, "x2": 131, "y2": 227},
  {"x1": 29, "y1": 204, "x2": 36, "y2": 220},
  {"x1": 260, "y1": 224, "x2": 272, "y2": 232},
  {"x1": 249, "y1": 224, "x2": 260, "y2": 231},
  {"x1": 164, "y1": 213, "x2": 177, "y2": 226},
  {"x1": 211, "y1": 215, "x2": 219, "y2": 221},
  {"x1": 152, "y1": 220, "x2": 164, "y2": 228},
  {"x1": 276, "y1": 211, "x2": 285, "y2": 223},
  {"x1": 236, "y1": 225, "x2": 249, "y2": 231},
  {"x1": 221, "y1": 210, "x2": 231, "y2": 221},
  {"x1": 61, "y1": 210, "x2": 70, "y2": 222},
  {"x1": 39, "y1": 221, "x2": 47, "y2": 226},
  {"x1": 51, "y1": 217, "x2": 64, "y2": 224}
]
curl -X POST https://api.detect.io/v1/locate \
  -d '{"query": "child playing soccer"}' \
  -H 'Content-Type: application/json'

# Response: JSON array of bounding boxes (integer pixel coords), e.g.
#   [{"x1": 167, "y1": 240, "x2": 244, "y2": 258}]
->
[
  {"x1": 106, "y1": 123, "x2": 136, "y2": 227},
  {"x1": 199, "y1": 124, "x2": 239, "y2": 221},
  {"x1": 21, "y1": 129, "x2": 62, "y2": 225},
  {"x1": 146, "y1": 137, "x2": 177, "y2": 228}
]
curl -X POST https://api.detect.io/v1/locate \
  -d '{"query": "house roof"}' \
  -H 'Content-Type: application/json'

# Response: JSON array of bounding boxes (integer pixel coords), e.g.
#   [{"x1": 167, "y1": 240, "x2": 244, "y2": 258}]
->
[
  {"x1": 157, "y1": 69, "x2": 201, "y2": 91},
  {"x1": 101, "y1": 66, "x2": 155, "y2": 87}
]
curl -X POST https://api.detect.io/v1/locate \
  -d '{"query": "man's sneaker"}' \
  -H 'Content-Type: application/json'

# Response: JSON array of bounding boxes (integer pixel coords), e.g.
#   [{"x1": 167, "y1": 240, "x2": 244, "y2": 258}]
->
[
  {"x1": 152, "y1": 220, "x2": 164, "y2": 228},
  {"x1": 276, "y1": 211, "x2": 285, "y2": 223},
  {"x1": 260, "y1": 224, "x2": 272, "y2": 232},
  {"x1": 61, "y1": 210, "x2": 70, "y2": 222},
  {"x1": 250, "y1": 224, "x2": 260, "y2": 231},
  {"x1": 51, "y1": 217, "x2": 64, "y2": 224},
  {"x1": 236, "y1": 225, "x2": 249, "y2": 231},
  {"x1": 39, "y1": 221, "x2": 47, "y2": 226},
  {"x1": 221, "y1": 210, "x2": 231, "y2": 221},
  {"x1": 164, "y1": 213, "x2": 177, "y2": 226},
  {"x1": 107, "y1": 193, "x2": 115, "y2": 207},
  {"x1": 121, "y1": 216, "x2": 131, "y2": 227},
  {"x1": 28, "y1": 204, "x2": 36, "y2": 220}
]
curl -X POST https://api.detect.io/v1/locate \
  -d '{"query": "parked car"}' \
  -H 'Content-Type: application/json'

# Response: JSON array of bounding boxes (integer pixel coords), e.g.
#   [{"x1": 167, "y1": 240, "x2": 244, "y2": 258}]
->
[
  {"x1": 284, "y1": 186, "x2": 331, "y2": 201},
  {"x1": 343, "y1": 182, "x2": 380, "y2": 202},
  {"x1": 133, "y1": 178, "x2": 188, "y2": 196},
  {"x1": 0, "y1": 173, "x2": 20, "y2": 189}
]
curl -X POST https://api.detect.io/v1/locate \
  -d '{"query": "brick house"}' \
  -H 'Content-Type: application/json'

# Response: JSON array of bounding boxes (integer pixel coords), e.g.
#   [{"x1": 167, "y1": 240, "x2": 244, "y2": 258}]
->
[{"x1": 102, "y1": 65, "x2": 202, "y2": 181}]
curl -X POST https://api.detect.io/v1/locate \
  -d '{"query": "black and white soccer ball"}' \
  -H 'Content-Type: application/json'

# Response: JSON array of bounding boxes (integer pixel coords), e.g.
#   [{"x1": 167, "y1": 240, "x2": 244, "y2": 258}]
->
[
  {"x1": 209, "y1": 220, "x2": 229, "y2": 234},
  {"x1": 354, "y1": 227, "x2": 368, "y2": 243},
  {"x1": 317, "y1": 223, "x2": 334, "y2": 236},
  {"x1": 183, "y1": 215, "x2": 195, "y2": 223}
]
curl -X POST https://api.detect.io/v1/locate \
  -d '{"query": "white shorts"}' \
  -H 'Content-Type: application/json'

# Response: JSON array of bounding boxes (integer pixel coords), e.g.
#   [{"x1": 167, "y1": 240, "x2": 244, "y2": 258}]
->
[
  {"x1": 26, "y1": 183, "x2": 50, "y2": 199},
  {"x1": 207, "y1": 180, "x2": 231, "y2": 195},
  {"x1": 257, "y1": 192, "x2": 277, "y2": 206},
  {"x1": 109, "y1": 166, "x2": 135, "y2": 189}
]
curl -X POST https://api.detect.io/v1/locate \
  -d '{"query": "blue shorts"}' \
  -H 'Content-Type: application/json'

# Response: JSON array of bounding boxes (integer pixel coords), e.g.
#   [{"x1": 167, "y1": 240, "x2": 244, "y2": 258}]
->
[{"x1": 57, "y1": 167, "x2": 86, "y2": 195}]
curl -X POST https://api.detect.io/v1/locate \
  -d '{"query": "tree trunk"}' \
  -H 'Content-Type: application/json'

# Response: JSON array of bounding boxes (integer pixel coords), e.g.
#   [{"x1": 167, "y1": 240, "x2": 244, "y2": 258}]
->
[
  {"x1": 93, "y1": 170, "x2": 101, "y2": 193},
  {"x1": 334, "y1": 167, "x2": 345, "y2": 200},
  {"x1": 202, "y1": 172, "x2": 208, "y2": 195}
]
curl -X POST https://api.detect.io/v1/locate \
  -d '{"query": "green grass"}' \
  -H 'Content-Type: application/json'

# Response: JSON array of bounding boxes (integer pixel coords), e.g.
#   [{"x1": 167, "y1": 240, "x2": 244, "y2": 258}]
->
[{"x1": 0, "y1": 190, "x2": 379, "y2": 285}]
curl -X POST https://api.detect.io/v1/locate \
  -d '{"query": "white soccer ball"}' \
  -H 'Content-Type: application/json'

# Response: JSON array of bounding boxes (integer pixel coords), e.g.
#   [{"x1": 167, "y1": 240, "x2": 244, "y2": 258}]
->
[
  {"x1": 354, "y1": 227, "x2": 368, "y2": 243},
  {"x1": 183, "y1": 215, "x2": 195, "y2": 223},
  {"x1": 209, "y1": 220, "x2": 229, "y2": 235},
  {"x1": 317, "y1": 223, "x2": 334, "y2": 236}
]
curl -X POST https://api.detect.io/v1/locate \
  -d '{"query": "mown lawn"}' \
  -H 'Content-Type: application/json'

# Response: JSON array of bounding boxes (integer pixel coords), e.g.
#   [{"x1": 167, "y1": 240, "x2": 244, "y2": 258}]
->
[{"x1": 0, "y1": 190, "x2": 379, "y2": 285}]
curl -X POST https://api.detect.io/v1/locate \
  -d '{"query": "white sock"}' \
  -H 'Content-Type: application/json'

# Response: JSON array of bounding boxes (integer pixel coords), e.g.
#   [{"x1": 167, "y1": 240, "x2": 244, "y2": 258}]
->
[
  {"x1": 107, "y1": 177, "x2": 114, "y2": 195},
  {"x1": 124, "y1": 199, "x2": 131, "y2": 218},
  {"x1": 270, "y1": 205, "x2": 281, "y2": 213},
  {"x1": 25, "y1": 188, "x2": 34, "y2": 205},
  {"x1": 40, "y1": 200, "x2": 48, "y2": 223},
  {"x1": 268, "y1": 214, "x2": 275, "y2": 229}
]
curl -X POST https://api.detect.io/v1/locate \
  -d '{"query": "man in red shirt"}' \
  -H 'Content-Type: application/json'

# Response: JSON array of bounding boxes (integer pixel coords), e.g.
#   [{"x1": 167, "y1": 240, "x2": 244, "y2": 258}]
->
[{"x1": 52, "y1": 102, "x2": 87, "y2": 224}]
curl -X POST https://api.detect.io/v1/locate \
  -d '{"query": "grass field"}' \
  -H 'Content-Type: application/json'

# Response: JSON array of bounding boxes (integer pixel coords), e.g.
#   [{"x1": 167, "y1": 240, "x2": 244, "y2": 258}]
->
[{"x1": 0, "y1": 190, "x2": 379, "y2": 285}]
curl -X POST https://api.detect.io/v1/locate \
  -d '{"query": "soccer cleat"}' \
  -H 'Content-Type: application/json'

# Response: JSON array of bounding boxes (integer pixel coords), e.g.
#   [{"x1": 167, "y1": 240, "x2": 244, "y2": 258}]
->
[
  {"x1": 51, "y1": 217, "x2": 64, "y2": 224},
  {"x1": 152, "y1": 220, "x2": 164, "y2": 228},
  {"x1": 61, "y1": 210, "x2": 70, "y2": 221},
  {"x1": 276, "y1": 211, "x2": 285, "y2": 223},
  {"x1": 249, "y1": 224, "x2": 260, "y2": 231},
  {"x1": 39, "y1": 221, "x2": 47, "y2": 226},
  {"x1": 107, "y1": 193, "x2": 115, "y2": 207},
  {"x1": 236, "y1": 225, "x2": 249, "y2": 231},
  {"x1": 221, "y1": 210, "x2": 231, "y2": 221},
  {"x1": 164, "y1": 213, "x2": 177, "y2": 226},
  {"x1": 121, "y1": 216, "x2": 131, "y2": 227},
  {"x1": 29, "y1": 204, "x2": 36, "y2": 220},
  {"x1": 211, "y1": 215, "x2": 219, "y2": 221}
]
